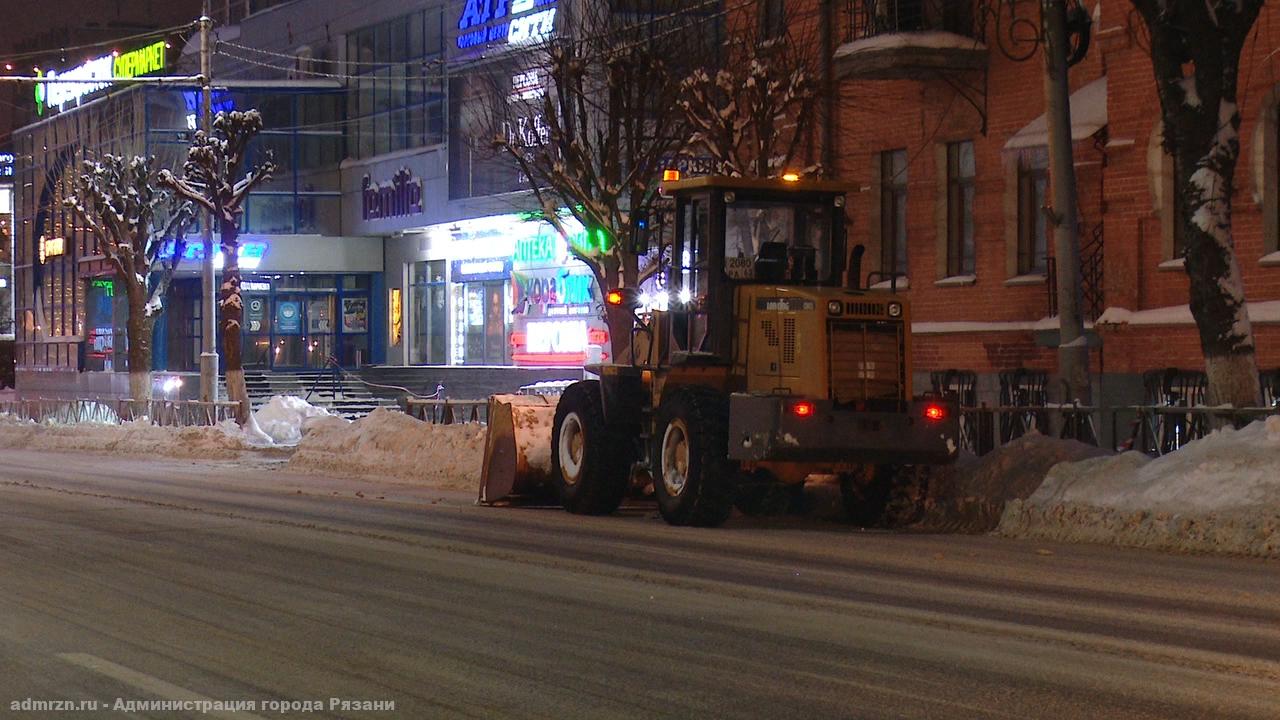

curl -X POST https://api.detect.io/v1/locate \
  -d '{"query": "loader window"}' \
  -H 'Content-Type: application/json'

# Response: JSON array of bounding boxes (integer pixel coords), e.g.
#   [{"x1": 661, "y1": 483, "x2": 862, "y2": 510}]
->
[{"x1": 724, "y1": 200, "x2": 832, "y2": 285}]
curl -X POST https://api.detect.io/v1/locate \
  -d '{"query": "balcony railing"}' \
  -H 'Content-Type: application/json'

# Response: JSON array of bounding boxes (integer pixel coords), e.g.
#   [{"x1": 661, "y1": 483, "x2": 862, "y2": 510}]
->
[{"x1": 843, "y1": 0, "x2": 980, "y2": 43}]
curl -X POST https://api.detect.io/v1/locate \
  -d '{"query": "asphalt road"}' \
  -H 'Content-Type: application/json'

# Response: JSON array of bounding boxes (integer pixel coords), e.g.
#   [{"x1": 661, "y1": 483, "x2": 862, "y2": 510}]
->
[{"x1": 1, "y1": 449, "x2": 1278, "y2": 719}]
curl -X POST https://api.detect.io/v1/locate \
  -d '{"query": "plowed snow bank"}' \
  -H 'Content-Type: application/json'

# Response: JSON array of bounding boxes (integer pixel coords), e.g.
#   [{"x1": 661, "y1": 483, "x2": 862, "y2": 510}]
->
[
  {"x1": 287, "y1": 408, "x2": 485, "y2": 490},
  {"x1": 918, "y1": 433, "x2": 1110, "y2": 532},
  {"x1": 0, "y1": 414, "x2": 254, "y2": 459},
  {"x1": 998, "y1": 416, "x2": 1280, "y2": 557}
]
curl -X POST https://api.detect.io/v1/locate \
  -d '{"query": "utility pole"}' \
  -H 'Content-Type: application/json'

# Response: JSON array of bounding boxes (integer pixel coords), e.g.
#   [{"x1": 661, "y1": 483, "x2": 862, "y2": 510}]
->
[
  {"x1": 1041, "y1": 0, "x2": 1090, "y2": 406},
  {"x1": 199, "y1": 1, "x2": 219, "y2": 403}
]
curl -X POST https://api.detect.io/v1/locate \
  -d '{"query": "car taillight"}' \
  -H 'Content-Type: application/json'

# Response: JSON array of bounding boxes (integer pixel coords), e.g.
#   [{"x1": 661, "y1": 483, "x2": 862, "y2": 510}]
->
[
  {"x1": 924, "y1": 404, "x2": 946, "y2": 422},
  {"x1": 791, "y1": 401, "x2": 816, "y2": 418}
]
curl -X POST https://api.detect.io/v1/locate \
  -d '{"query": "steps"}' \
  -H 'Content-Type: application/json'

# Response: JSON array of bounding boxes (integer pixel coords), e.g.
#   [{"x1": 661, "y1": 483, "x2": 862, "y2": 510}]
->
[{"x1": 219, "y1": 370, "x2": 399, "y2": 419}]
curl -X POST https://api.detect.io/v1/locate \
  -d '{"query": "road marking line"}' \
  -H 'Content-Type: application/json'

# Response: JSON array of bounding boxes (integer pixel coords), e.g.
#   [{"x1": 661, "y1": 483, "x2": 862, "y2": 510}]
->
[{"x1": 55, "y1": 653, "x2": 270, "y2": 720}]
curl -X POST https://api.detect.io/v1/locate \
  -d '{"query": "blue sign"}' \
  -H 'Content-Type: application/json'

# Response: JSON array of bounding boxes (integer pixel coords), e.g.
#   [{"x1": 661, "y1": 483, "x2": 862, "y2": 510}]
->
[
  {"x1": 455, "y1": 0, "x2": 557, "y2": 51},
  {"x1": 182, "y1": 90, "x2": 236, "y2": 116},
  {"x1": 0, "y1": 152, "x2": 13, "y2": 178},
  {"x1": 451, "y1": 257, "x2": 512, "y2": 283},
  {"x1": 276, "y1": 301, "x2": 302, "y2": 334}
]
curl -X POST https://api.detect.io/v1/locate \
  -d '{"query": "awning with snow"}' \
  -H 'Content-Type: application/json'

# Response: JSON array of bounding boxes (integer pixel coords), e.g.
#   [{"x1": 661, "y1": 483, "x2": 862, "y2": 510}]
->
[{"x1": 1004, "y1": 75, "x2": 1107, "y2": 151}]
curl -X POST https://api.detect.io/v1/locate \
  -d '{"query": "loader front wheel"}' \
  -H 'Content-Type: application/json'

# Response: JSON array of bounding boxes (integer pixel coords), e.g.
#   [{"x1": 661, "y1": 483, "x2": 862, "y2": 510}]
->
[
  {"x1": 652, "y1": 388, "x2": 735, "y2": 527},
  {"x1": 551, "y1": 381, "x2": 630, "y2": 515}
]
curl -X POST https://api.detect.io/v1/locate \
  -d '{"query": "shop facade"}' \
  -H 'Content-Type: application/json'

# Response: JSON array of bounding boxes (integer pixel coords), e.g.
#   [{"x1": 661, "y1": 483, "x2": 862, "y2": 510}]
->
[
  {"x1": 8, "y1": 73, "x2": 382, "y2": 397},
  {"x1": 356, "y1": 149, "x2": 604, "y2": 368}
]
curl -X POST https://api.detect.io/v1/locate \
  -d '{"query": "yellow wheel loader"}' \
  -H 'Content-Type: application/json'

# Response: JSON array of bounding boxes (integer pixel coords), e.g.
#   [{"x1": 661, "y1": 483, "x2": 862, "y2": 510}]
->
[{"x1": 486, "y1": 177, "x2": 960, "y2": 527}]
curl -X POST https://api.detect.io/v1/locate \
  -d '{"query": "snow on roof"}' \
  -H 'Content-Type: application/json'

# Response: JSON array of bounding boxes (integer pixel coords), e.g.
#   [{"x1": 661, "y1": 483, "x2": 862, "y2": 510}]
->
[
  {"x1": 1004, "y1": 75, "x2": 1108, "y2": 151},
  {"x1": 834, "y1": 31, "x2": 987, "y2": 58},
  {"x1": 1097, "y1": 300, "x2": 1280, "y2": 326}
]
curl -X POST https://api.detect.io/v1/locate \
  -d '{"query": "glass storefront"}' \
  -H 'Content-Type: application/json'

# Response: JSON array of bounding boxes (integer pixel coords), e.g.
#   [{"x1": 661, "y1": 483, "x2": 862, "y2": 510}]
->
[
  {"x1": 452, "y1": 278, "x2": 510, "y2": 366},
  {"x1": 83, "y1": 278, "x2": 126, "y2": 372},
  {"x1": 239, "y1": 274, "x2": 372, "y2": 370},
  {"x1": 410, "y1": 260, "x2": 448, "y2": 365}
]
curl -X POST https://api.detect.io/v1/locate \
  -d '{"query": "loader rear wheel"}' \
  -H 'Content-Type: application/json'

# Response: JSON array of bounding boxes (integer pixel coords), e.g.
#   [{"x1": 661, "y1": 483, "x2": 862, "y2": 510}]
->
[
  {"x1": 734, "y1": 469, "x2": 791, "y2": 517},
  {"x1": 652, "y1": 388, "x2": 735, "y2": 527},
  {"x1": 839, "y1": 465, "x2": 893, "y2": 527},
  {"x1": 551, "y1": 381, "x2": 630, "y2": 515},
  {"x1": 840, "y1": 465, "x2": 930, "y2": 528}
]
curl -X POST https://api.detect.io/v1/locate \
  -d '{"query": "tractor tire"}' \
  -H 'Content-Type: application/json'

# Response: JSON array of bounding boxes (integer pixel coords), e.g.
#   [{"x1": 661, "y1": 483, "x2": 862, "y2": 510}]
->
[
  {"x1": 840, "y1": 465, "x2": 931, "y2": 528},
  {"x1": 839, "y1": 465, "x2": 894, "y2": 527},
  {"x1": 652, "y1": 387, "x2": 735, "y2": 527},
  {"x1": 734, "y1": 469, "x2": 792, "y2": 517},
  {"x1": 551, "y1": 381, "x2": 631, "y2": 515}
]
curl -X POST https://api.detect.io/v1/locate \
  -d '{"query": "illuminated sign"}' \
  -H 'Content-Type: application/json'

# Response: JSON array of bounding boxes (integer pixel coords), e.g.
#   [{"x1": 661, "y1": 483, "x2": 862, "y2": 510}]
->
[
  {"x1": 525, "y1": 319, "x2": 587, "y2": 355},
  {"x1": 0, "y1": 152, "x2": 13, "y2": 178},
  {"x1": 38, "y1": 236, "x2": 66, "y2": 263},
  {"x1": 389, "y1": 288, "x2": 403, "y2": 347},
  {"x1": 91, "y1": 278, "x2": 115, "y2": 296},
  {"x1": 242, "y1": 281, "x2": 271, "y2": 292},
  {"x1": 452, "y1": 257, "x2": 511, "y2": 282},
  {"x1": 456, "y1": 0, "x2": 557, "y2": 51},
  {"x1": 183, "y1": 89, "x2": 236, "y2": 130},
  {"x1": 171, "y1": 240, "x2": 269, "y2": 271},
  {"x1": 514, "y1": 271, "x2": 593, "y2": 308},
  {"x1": 35, "y1": 40, "x2": 167, "y2": 116},
  {"x1": 362, "y1": 168, "x2": 424, "y2": 221}
]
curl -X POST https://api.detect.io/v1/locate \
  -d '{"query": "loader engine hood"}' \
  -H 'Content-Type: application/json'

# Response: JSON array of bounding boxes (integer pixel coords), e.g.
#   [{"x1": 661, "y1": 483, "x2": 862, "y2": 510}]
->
[{"x1": 734, "y1": 286, "x2": 911, "y2": 407}]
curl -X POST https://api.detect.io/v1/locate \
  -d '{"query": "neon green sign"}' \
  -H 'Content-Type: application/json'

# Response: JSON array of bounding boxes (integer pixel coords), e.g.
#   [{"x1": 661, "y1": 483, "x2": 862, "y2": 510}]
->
[{"x1": 35, "y1": 40, "x2": 167, "y2": 116}]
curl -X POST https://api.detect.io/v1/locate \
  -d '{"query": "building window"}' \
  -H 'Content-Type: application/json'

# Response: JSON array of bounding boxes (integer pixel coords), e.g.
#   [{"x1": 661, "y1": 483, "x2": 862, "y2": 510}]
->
[
  {"x1": 1171, "y1": 151, "x2": 1188, "y2": 259},
  {"x1": 1017, "y1": 148, "x2": 1049, "y2": 275},
  {"x1": 346, "y1": 10, "x2": 446, "y2": 160},
  {"x1": 760, "y1": 0, "x2": 786, "y2": 40},
  {"x1": 946, "y1": 140, "x2": 976, "y2": 277},
  {"x1": 880, "y1": 149, "x2": 908, "y2": 277}
]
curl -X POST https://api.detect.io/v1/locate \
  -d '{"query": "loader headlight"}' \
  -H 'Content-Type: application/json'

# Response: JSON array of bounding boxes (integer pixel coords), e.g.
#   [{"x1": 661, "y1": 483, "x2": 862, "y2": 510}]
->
[
  {"x1": 887, "y1": 302, "x2": 903, "y2": 318},
  {"x1": 827, "y1": 300, "x2": 844, "y2": 316}
]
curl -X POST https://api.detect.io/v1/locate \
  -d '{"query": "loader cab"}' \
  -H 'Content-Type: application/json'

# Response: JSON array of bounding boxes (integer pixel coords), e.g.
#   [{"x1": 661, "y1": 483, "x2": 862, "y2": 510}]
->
[{"x1": 661, "y1": 176, "x2": 850, "y2": 364}]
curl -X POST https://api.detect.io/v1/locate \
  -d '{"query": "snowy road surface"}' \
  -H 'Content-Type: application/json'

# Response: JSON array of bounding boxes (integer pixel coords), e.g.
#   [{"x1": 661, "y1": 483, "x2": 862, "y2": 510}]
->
[{"x1": 1, "y1": 450, "x2": 1277, "y2": 719}]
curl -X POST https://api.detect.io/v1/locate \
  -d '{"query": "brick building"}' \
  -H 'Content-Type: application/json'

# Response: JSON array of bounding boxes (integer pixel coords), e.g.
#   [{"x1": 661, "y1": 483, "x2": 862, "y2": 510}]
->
[{"x1": 809, "y1": 0, "x2": 1280, "y2": 408}]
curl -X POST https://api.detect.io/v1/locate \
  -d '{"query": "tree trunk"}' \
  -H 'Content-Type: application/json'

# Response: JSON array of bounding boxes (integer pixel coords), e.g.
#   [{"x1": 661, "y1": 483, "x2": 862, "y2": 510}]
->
[
  {"x1": 219, "y1": 220, "x2": 251, "y2": 425},
  {"x1": 124, "y1": 284, "x2": 154, "y2": 419},
  {"x1": 1177, "y1": 104, "x2": 1263, "y2": 412}
]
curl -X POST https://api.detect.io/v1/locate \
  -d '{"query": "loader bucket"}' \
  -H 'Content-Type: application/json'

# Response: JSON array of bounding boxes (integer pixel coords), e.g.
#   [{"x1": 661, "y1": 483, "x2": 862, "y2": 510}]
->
[{"x1": 478, "y1": 394, "x2": 556, "y2": 505}]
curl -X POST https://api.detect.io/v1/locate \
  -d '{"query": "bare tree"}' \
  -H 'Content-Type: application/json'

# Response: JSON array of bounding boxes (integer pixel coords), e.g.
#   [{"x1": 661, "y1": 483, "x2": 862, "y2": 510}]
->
[
  {"x1": 159, "y1": 110, "x2": 276, "y2": 424},
  {"x1": 489, "y1": 4, "x2": 717, "y2": 361},
  {"x1": 64, "y1": 155, "x2": 194, "y2": 404},
  {"x1": 1131, "y1": 0, "x2": 1263, "y2": 410},
  {"x1": 679, "y1": 4, "x2": 819, "y2": 178}
]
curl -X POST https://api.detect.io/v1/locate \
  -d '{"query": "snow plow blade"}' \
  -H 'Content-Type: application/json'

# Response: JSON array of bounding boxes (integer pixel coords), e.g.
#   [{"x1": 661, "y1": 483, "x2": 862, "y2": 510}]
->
[{"x1": 478, "y1": 394, "x2": 556, "y2": 505}]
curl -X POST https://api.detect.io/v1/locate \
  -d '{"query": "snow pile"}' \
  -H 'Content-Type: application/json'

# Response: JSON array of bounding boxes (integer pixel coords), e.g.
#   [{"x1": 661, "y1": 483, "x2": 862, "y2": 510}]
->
[
  {"x1": 287, "y1": 407, "x2": 486, "y2": 490},
  {"x1": 0, "y1": 414, "x2": 255, "y2": 460},
  {"x1": 999, "y1": 417, "x2": 1280, "y2": 557},
  {"x1": 917, "y1": 432, "x2": 1111, "y2": 532},
  {"x1": 253, "y1": 395, "x2": 333, "y2": 446}
]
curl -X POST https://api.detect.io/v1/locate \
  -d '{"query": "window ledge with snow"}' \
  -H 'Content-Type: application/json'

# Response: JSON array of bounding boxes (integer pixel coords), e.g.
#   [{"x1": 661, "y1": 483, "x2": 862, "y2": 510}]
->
[
  {"x1": 1004, "y1": 274, "x2": 1047, "y2": 287},
  {"x1": 1158, "y1": 257, "x2": 1186, "y2": 271},
  {"x1": 935, "y1": 275, "x2": 977, "y2": 287},
  {"x1": 869, "y1": 277, "x2": 910, "y2": 290},
  {"x1": 1260, "y1": 251, "x2": 1280, "y2": 267}
]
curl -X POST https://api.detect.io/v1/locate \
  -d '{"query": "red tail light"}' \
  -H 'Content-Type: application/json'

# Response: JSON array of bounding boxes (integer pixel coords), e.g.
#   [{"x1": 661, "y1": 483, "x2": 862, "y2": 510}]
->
[
  {"x1": 924, "y1": 404, "x2": 947, "y2": 422},
  {"x1": 791, "y1": 401, "x2": 816, "y2": 418}
]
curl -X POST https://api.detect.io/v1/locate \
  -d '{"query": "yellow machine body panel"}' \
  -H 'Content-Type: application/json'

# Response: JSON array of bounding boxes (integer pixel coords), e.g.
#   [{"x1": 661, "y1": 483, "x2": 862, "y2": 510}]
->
[{"x1": 733, "y1": 285, "x2": 913, "y2": 404}]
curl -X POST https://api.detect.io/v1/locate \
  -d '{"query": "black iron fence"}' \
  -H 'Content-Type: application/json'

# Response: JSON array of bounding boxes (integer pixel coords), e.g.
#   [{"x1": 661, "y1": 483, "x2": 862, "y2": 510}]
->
[
  {"x1": 934, "y1": 366, "x2": 1280, "y2": 457},
  {"x1": 0, "y1": 398, "x2": 241, "y2": 426},
  {"x1": 400, "y1": 398, "x2": 487, "y2": 425}
]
